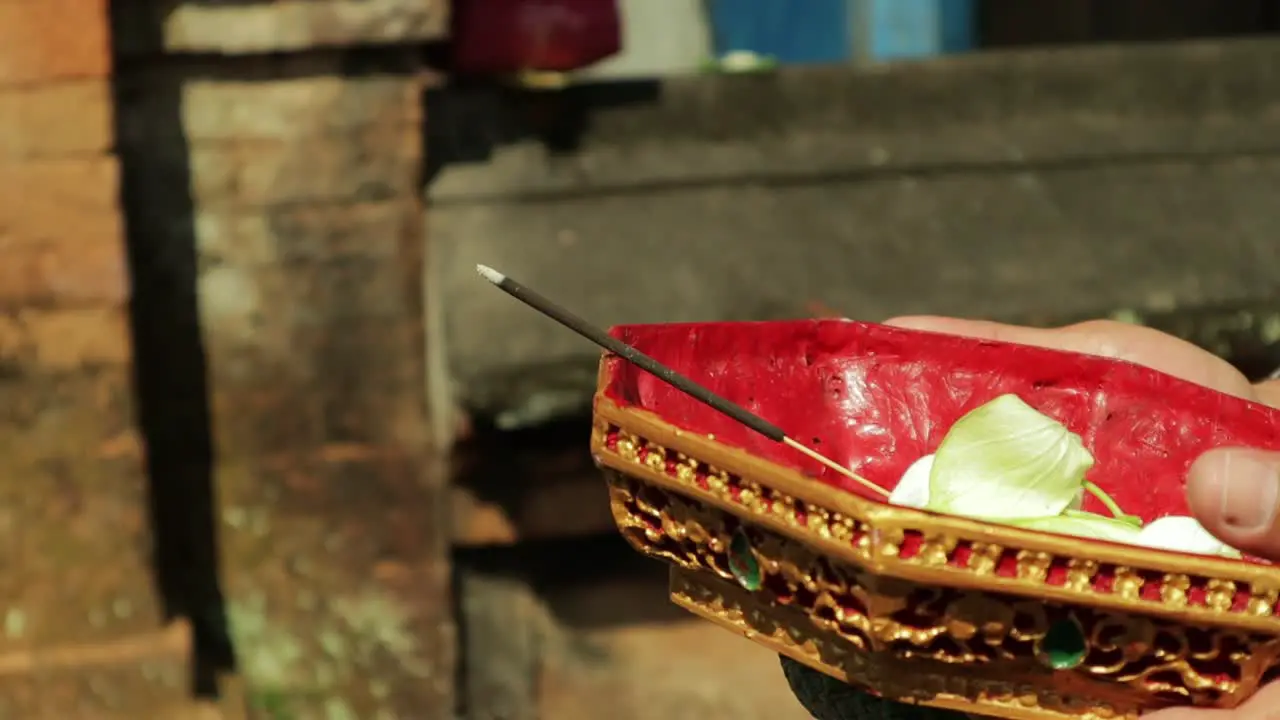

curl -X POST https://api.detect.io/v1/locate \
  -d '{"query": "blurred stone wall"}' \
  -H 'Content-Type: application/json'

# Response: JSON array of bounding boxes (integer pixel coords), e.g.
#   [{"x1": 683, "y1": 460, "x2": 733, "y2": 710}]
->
[
  {"x1": 112, "y1": 0, "x2": 453, "y2": 716},
  {"x1": 0, "y1": 0, "x2": 452, "y2": 717}
]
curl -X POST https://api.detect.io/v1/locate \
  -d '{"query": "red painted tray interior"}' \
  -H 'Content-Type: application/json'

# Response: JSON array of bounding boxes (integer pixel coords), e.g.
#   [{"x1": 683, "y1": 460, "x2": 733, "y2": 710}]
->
[{"x1": 603, "y1": 320, "x2": 1280, "y2": 526}]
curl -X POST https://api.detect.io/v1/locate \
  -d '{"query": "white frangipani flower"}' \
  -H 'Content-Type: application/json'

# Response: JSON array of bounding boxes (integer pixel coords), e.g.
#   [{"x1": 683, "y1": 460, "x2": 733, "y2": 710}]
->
[
  {"x1": 926, "y1": 394, "x2": 1094, "y2": 520},
  {"x1": 889, "y1": 454, "x2": 934, "y2": 509},
  {"x1": 882, "y1": 393, "x2": 1246, "y2": 560},
  {"x1": 1135, "y1": 516, "x2": 1243, "y2": 559},
  {"x1": 890, "y1": 450, "x2": 1087, "y2": 514}
]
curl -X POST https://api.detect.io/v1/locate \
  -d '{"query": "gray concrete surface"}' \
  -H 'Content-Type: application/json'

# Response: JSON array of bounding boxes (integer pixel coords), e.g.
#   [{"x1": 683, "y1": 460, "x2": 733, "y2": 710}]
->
[{"x1": 431, "y1": 39, "x2": 1280, "y2": 425}]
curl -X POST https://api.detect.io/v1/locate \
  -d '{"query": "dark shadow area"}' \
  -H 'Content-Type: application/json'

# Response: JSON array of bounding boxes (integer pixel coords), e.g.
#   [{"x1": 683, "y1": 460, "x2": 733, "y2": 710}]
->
[
  {"x1": 451, "y1": 414, "x2": 611, "y2": 541},
  {"x1": 451, "y1": 533, "x2": 679, "y2": 719},
  {"x1": 451, "y1": 529, "x2": 694, "y2": 718},
  {"x1": 532, "y1": 534, "x2": 687, "y2": 628},
  {"x1": 1016, "y1": 298, "x2": 1280, "y2": 382},
  {"x1": 108, "y1": 15, "x2": 235, "y2": 702},
  {"x1": 1147, "y1": 301, "x2": 1280, "y2": 382},
  {"x1": 424, "y1": 77, "x2": 662, "y2": 185},
  {"x1": 782, "y1": 655, "x2": 972, "y2": 720},
  {"x1": 980, "y1": 0, "x2": 1280, "y2": 49},
  {"x1": 453, "y1": 533, "x2": 685, "y2": 633},
  {"x1": 117, "y1": 44, "x2": 426, "y2": 84}
]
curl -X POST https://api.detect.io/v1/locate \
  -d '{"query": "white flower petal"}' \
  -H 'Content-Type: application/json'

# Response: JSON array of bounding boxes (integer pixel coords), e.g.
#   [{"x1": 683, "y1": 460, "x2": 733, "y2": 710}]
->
[
  {"x1": 1135, "y1": 516, "x2": 1243, "y2": 559},
  {"x1": 1067, "y1": 489, "x2": 1085, "y2": 511},
  {"x1": 890, "y1": 454, "x2": 934, "y2": 509},
  {"x1": 928, "y1": 394, "x2": 1094, "y2": 520}
]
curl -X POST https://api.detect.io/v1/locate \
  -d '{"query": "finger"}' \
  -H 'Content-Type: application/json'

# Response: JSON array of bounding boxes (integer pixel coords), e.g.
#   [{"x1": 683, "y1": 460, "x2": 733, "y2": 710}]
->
[
  {"x1": 1142, "y1": 708, "x2": 1228, "y2": 720},
  {"x1": 884, "y1": 316, "x2": 1070, "y2": 348},
  {"x1": 1186, "y1": 448, "x2": 1280, "y2": 560},
  {"x1": 885, "y1": 316, "x2": 1168, "y2": 358},
  {"x1": 885, "y1": 317, "x2": 1253, "y2": 398},
  {"x1": 1254, "y1": 379, "x2": 1280, "y2": 409},
  {"x1": 1143, "y1": 680, "x2": 1280, "y2": 719},
  {"x1": 1236, "y1": 679, "x2": 1280, "y2": 716}
]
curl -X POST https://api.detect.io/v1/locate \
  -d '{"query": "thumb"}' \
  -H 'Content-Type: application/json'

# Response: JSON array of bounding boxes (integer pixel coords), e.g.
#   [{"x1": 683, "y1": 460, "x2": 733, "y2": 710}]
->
[
  {"x1": 1186, "y1": 448, "x2": 1280, "y2": 560},
  {"x1": 1141, "y1": 678, "x2": 1280, "y2": 719}
]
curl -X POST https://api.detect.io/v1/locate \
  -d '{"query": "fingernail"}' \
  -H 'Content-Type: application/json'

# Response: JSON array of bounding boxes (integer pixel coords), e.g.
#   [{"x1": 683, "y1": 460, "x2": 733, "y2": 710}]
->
[
  {"x1": 1219, "y1": 451, "x2": 1280, "y2": 533},
  {"x1": 883, "y1": 316, "x2": 931, "y2": 328}
]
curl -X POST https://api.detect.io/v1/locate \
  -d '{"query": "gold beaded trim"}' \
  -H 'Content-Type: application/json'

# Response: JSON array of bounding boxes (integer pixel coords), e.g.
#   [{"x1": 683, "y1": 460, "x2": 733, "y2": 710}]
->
[{"x1": 591, "y1": 416, "x2": 1280, "y2": 629}]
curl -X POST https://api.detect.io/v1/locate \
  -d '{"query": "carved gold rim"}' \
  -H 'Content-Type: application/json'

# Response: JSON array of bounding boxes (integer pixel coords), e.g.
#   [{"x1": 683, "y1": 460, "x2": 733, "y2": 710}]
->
[
  {"x1": 592, "y1": 371, "x2": 1280, "y2": 633},
  {"x1": 608, "y1": 469, "x2": 1280, "y2": 715},
  {"x1": 670, "y1": 567, "x2": 1143, "y2": 720}
]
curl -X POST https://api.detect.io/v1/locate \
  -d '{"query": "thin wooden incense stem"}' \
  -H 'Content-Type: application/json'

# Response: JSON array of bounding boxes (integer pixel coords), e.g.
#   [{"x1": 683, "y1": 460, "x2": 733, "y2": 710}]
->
[
  {"x1": 475, "y1": 263, "x2": 890, "y2": 498},
  {"x1": 782, "y1": 437, "x2": 875, "y2": 486}
]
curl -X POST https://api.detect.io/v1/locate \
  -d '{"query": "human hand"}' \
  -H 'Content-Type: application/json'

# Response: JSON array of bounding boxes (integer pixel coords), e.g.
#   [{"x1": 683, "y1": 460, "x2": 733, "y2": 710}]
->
[{"x1": 885, "y1": 316, "x2": 1280, "y2": 719}]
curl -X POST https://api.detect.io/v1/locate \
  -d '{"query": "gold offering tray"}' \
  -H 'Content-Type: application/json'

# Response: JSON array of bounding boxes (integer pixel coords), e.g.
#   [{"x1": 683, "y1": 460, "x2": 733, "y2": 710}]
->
[{"x1": 593, "y1": 385, "x2": 1280, "y2": 720}]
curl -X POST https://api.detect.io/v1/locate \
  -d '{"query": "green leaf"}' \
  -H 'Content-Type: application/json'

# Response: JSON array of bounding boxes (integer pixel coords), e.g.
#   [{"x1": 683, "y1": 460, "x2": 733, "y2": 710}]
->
[
  {"x1": 1065, "y1": 508, "x2": 1142, "y2": 528},
  {"x1": 927, "y1": 394, "x2": 1095, "y2": 520},
  {"x1": 1009, "y1": 512, "x2": 1144, "y2": 543},
  {"x1": 1082, "y1": 481, "x2": 1128, "y2": 519}
]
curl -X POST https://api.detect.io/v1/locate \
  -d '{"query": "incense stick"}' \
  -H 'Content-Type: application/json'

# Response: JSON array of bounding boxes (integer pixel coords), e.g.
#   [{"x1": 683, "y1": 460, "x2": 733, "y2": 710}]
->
[{"x1": 475, "y1": 264, "x2": 889, "y2": 498}]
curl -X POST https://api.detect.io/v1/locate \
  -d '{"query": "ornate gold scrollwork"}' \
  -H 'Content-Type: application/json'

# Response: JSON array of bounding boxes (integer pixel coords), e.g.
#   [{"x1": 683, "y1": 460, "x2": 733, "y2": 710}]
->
[{"x1": 605, "y1": 469, "x2": 1280, "y2": 713}]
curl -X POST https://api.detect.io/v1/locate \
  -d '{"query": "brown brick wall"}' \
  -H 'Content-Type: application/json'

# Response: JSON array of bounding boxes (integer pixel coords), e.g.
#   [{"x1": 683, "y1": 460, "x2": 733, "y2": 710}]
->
[
  {"x1": 0, "y1": 0, "x2": 112, "y2": 86},
  {"x1": 0, "y1": 0, "x2": 159, "y2": 647},
  {"x1": 0, "y1": 1, "x2": 210, "y2": 715},
  {"x1": 0, "y1": 0, "x2": 453, "y2": 714}
]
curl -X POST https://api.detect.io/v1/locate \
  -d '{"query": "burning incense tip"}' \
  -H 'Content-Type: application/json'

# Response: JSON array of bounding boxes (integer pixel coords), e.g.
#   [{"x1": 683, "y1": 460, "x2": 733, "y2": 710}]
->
[{"x1": 476, "y1": 264, "x2": 506, "y2": 285}]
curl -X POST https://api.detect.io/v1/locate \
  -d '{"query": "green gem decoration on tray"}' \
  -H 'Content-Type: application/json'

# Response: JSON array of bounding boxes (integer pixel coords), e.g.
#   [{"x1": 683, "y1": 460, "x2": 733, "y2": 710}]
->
[
  {"x1": 1038, "y1": 617, "x2": 1089, "y2": 670},
  {"x1": 728, "y1": 527, "x2": 763, "y2": 591}
]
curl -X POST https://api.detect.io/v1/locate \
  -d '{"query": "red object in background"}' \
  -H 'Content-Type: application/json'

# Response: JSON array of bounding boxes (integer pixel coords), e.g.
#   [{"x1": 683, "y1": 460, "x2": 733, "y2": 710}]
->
[{"x1": 451, "y1": 0, "x2": 623, "y2": 75}]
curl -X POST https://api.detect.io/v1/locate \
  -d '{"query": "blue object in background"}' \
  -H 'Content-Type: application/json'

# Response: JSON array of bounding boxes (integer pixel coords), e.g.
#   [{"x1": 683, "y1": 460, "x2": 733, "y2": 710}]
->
[
  {"x1": 704, "y1": 0, "x2": 974, "y2": 65},
  {"x1": 852, "y1": 0, "x2": 975, "y2": 60},
  {"x1": 706, "y1": 0, "x2": 850, "y2": 64}
]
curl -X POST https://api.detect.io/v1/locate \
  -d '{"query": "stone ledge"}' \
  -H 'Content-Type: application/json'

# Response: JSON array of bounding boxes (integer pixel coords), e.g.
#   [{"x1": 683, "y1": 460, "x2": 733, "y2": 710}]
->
[
  {"x1": 429, "y1": 39, "x2": 1280, "y2": 202},
  {"x1": 0, "y1": 622, "x2": 193, "y2": 718},
  {"x1": 433, "y1": 41, "x2": 1280, "y2": 425},
  {"x1": 113, "y1": 0, "x2": 449, "y2": 56},
  {"x1": 439, "y1": 156, "x2": 1280, "y2": 424}
]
